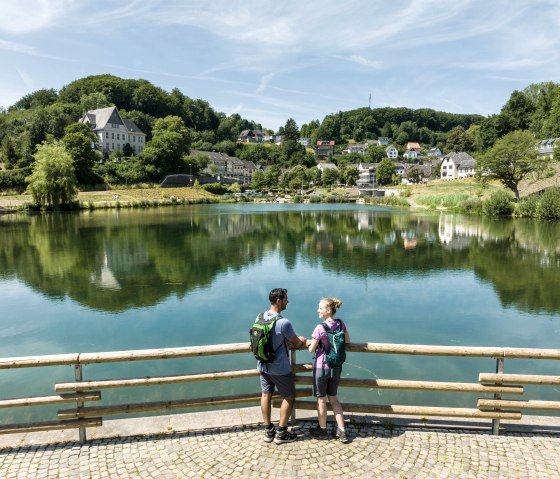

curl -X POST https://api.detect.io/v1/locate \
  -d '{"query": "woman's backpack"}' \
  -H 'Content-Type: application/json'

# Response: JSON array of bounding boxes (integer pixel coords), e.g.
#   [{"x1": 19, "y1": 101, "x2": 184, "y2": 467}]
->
[{"x1": 320, "y1": 319, "x2": 346, "y2": 367}]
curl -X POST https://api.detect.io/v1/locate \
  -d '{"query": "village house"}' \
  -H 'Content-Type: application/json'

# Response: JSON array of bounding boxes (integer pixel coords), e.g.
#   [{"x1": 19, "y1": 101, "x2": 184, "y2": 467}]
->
[
  {"x1": 377, "y1": 137, "x2": 389, "y2": 146},
  {"x1": 79, "y1": 106, "x2": 146, "y2": 155},
  {"x1": 440, "y1": 152, "x2": 476, "y2": 180},
  {"x1": 191, "y1": 150, "x2": 255, "y2": 184},
  {"x1": 427, "y1": 147, "x2": 442, "y2": 157},
  {"x1": 403, "y1": 149, "x2": 418, "y2": 160},
  {"x1": 537, "y1": 138, "x2": 559, "y2": 159},
  {"x1": 386, "y1": 145, "x2": 398, "y2": 159},
  {"x1": 406, "y1": 141, "x2": 421, "y2": 152},
  {"x1": 357, "y1": 162, "x2": 376, "y2": 188},
  {"x1": 316, "y1": 162, "x2": 338, "y2": 174},
  {"x1": 314, "y1": 140, "x2": 335, "y2": 158},
  {"x1": 237, "y1": 129, "x2": 267, "y2": 143},
  {"x1": 297, "y1": 137, "x2": 312, "y2": 147}
]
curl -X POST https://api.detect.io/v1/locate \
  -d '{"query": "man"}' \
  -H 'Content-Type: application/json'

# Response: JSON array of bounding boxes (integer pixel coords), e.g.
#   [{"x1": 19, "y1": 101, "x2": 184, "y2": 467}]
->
[{"x1": 258, "y1": 287, "x2": 306, "y2": 444}]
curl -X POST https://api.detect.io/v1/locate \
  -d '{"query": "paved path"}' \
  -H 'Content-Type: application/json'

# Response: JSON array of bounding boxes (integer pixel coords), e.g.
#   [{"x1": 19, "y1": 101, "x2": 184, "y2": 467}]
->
[{"x1": 1, "y1": 409, "x2": 560, "y2": 478}]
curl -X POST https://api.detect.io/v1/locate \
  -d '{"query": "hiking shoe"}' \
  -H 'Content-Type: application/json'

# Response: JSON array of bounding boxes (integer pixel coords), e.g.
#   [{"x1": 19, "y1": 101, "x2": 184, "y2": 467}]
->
[
  {"x1": 274, "y1": 429, "x2": 298, "y2": 444},
  {"x1": 309, "y1": 426, "x2": 329, "y2": 440},
  {"x1": 336, "y1": 426, "x2": 349, "y2": 444},
  {"x1": 263, "y1": 426, "x2": 276, "y2": 443}
]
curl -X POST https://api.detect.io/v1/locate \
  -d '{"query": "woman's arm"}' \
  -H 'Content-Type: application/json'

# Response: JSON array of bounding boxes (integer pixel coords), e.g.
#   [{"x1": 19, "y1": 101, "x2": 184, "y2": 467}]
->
[
  {"x1": 344, "y1": 331, "x2": 350, "y2": 343},
  {"x1": 308, "y1": 338, "x2": 319, "y2": 353}
]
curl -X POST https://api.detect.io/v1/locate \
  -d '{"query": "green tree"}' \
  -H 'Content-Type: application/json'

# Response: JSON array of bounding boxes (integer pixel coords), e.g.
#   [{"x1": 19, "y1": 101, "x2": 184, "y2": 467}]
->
[
  {"x1": 62, "y1": 122, "x2": 100, "y2": 184},
  {"x1": 445, "y1": 125, "x2": 472, "y2": 153},
  {"x1": 140, "y1": 115, "x2": 191, "y2": 179},
  {"x1": 376, "y1": 158, "x2": 396, "y2": 186},
  {"x1": 477, "y1": 130, "x2": 546, "y2": 201},
  {"x1": 280, "y1": 118, "x2": 300, "y2": 142},
  {"x1": 321, "y1": 167, "x2": 339, "y2": 186},
  {"x1": 26, "y1": 142, "x2": 77, "y2": 208}
]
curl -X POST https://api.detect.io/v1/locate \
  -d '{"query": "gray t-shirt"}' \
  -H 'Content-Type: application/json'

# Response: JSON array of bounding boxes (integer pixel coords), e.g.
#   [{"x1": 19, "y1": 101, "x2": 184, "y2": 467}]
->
[{"x1": 257, "y1": 311, "x2": 297, "y2": 375}]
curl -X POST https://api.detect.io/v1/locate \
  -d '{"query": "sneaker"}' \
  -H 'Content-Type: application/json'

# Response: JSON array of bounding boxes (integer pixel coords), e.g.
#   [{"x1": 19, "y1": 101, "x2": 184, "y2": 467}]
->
[
  {"x1": 274, "y1": 428, "x2": 298, "y2": 444},
  {"x1": 263, "y1": 426, "x2": 276, "y2": 443},
  {"x1": 336, "y1": 426, "x2": 349, "y2": 444},
  {"x1": 309, "y1": 426, "x2": 329, "y2": 440}
]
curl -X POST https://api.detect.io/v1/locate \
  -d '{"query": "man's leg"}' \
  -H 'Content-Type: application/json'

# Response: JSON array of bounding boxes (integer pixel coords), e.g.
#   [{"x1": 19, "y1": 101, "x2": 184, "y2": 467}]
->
[
  {"x1": 261, "y1": 392, "x2": 273, "y2": 425},
  {"x1": 277, "y1": 395, "x2": 295, "y2": 427}
]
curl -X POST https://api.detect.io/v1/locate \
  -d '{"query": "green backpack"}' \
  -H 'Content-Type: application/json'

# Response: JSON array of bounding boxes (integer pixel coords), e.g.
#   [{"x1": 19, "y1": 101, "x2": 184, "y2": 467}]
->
[
  {"x1": 320, "y1": 319, "x2": 346, "y2": 368},
  {"x1": 250, "y1": 313, "x2": 282, "y2": 363}
]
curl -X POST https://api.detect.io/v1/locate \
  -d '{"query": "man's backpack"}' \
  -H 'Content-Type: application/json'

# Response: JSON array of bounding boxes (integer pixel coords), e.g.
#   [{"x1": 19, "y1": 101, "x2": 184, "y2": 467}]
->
[
  {"x1": 320, "y1": 319, "x2": 346, "y2": 368},
  {"x1": 250, "y1": 313, "x2": 281, "y2": 363}
]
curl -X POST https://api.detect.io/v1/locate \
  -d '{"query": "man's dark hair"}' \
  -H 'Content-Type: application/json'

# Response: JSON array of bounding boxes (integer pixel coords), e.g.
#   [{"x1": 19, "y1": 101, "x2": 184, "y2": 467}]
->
[{"x1": 269, "y1": 288, "x2": 288, "y2": 304}]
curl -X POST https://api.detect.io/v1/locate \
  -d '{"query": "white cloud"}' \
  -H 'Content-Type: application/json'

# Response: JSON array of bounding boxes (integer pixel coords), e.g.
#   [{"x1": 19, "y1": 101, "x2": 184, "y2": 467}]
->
[{"x1": 0, "y1": 0, "x2": 76, "y2": 33}]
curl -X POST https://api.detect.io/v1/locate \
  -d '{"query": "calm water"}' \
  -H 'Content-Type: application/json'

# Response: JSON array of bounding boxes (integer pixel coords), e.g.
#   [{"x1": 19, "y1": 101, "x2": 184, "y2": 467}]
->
[{"x1": 1, "y1": 203, "x2": 559, "y2": 423}]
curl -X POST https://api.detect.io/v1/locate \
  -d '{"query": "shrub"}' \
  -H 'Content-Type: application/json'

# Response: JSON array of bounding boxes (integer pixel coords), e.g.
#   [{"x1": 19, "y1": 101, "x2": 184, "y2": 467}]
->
[
  {"x1": 483, "y1": 190, "x2": 514, "y2": 216},
  {"x1": 201, "y1": 182, "x2": 228, "y2": 195},
  {"x1": 458, "y1": 198, "x2": 483, "y2": 215},
  {"x1": 516, "y1": 195, "x2": 539, "y2": 218},
  {"x1": 536, "y1": 187, "x2": 560, "y2": 221}
]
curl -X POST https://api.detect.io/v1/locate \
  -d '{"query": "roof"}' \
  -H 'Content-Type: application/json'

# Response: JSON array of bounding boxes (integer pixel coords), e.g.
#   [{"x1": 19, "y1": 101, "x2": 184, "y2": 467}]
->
[
  {"x1": 317, "y1": 162, "x2": 338, "y2": 170},
  {"x1": 316, "y1": 140, "x2": 335, "y2": 146},
  {"x1": 80, "y1": 106, "x2": 145, "y2": 135},
  {"x1": 443, "y1": 152, "x2": 476, "y2": 167},
  {"x1": 190, "y1": 150, "x2": 242, "y2": 164},
  {"x1": 407, "y1": 142, "x2": 421, "y2": 150}
]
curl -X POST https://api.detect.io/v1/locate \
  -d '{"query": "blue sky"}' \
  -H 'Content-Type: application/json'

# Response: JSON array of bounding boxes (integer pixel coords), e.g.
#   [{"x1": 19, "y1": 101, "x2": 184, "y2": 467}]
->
[{"x1": 1, "y1": 0, "x2": 560, "y2": 131}]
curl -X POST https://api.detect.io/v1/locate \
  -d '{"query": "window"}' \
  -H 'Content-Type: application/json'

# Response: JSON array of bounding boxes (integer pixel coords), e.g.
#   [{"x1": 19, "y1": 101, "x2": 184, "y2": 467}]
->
[
  {"x1": 111, "y1": 133, "x2": 114, "y2": 139},
  {"x1": 117, "y1": 133, "x2": 120, "y2": 140}
]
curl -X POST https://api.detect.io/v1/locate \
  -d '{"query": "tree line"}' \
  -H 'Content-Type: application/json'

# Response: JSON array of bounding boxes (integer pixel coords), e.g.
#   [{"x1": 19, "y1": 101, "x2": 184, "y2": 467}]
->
[{"x1": 1, "y1": 75, "x2": 560, "y2": 206}]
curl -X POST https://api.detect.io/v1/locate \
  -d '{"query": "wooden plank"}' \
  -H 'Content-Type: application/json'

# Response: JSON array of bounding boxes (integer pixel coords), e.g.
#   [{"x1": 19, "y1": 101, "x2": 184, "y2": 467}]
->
[
  {"x1": 55, "y1": 369, "x2": 260, "y2": 392},
  {"x1": 0, "y1": 353, "x2": 79, "y2": 370},
  {"x1": 480, "y1": 373, "x2": 560, "y2": 385},
  {"x1": 288, "y1": 400, "x2": 522, "y2": 420},
  {"x1": 294, "y1": 376, "x2": 523, "y2": 394},
  {"x1": 348, "y1": 343, "x2": 560, "y2": 359},
  {"x1": 58, "y1": 388, "x2": 313, "y2": 419},
  {"x1": 478, "y1": 399, "x2": 560, "y2": 411},
  {"x1": 77, "y1": 343, "x2": 251, "y2": 364},
  {"x1": 0, "y1": 418, "x2": 102, "y2": 435},
  {"x1": 0, "y1": 392, "x2": 101, "y2": 408}
]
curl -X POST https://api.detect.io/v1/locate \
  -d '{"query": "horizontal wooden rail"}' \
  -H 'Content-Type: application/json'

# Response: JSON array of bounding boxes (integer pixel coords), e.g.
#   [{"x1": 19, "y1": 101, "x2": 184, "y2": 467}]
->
[
  {"x1": 55, "y1": 369, "x2": 259, "y2": 392},
  {"x1": 283, "y1": 400, "x2": 522, "y2": 420},
  {"x1": 0, "y1": 418, "x2": 102, "y2": 435},
  {"x1": 348, "y1": 343, "x2": 560, "y2": 359},
  {"x1": 77, "y1": 343, "x2": 251, "y2": 364},
  {"x1": 0, "y1": 392, "x2": 101, "y2": 408},
  {"x1": 0, "y1": 353, "x2": 79, "y2": 370},
  {"x1": 478, "y1": 399, "x2": 560, "y2": 411},
  {"x1": 59, "y1": 388, "x2": 313, "y2": 419},
  {"x1": 294, "y1": 376, "x2": 524, "y2": 395},
  {"x1": 480, "y1": 373, "x2": 560, "y2": 385},
  {"x1": 3, "y1": 342, "x2": 560, "y2": 369}
]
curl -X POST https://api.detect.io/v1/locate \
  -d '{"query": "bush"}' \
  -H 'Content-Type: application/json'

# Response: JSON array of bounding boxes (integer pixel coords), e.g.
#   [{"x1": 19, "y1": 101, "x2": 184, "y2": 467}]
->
[
  {"x1": 536, "y1": 187, "x2": 560, "y2": 221},
  {"x1": 516, "y1": 195, "x2": 539, "y2": 218},
  {"x1": 201, "y1": 183, "x2": 228, "y2": 195},
  {"x1": 458, "y1": 198, "x2": 483, "y2": 215},
  {"x1": 0, "y1": 168, "x2": 29, "y2": 189},
  {"x1": 483, "y1": 190, "x2": 514, "y2": 216}
]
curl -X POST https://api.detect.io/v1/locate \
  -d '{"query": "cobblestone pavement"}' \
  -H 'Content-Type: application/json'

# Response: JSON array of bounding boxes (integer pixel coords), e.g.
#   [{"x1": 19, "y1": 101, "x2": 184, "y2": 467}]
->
[{"x1": 1, "y1": 419, "x2": 560, "y2": 479}]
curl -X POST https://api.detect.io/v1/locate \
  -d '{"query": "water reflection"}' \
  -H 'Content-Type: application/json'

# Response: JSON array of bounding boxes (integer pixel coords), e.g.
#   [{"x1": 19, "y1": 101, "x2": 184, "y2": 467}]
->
[{"x1": 0, "y1": 205, "x2": 559, "y2": 314}]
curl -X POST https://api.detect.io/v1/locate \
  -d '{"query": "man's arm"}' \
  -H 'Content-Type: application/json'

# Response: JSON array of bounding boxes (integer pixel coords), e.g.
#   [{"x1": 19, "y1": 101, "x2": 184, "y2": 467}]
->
[{"x1": 288, "y1": 335, "x2": 307, "y2": 349}]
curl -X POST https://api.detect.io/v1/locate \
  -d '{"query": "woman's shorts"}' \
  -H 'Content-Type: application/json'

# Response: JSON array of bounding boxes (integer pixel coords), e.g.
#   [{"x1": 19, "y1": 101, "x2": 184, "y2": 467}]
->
[{"x1": 313, "y1": 367, "x2": 342, "y2": 397}]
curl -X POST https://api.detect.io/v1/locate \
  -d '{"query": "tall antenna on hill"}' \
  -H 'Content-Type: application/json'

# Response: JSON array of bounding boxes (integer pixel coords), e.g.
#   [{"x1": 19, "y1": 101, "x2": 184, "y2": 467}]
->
[{"x1": 369, "y1": 93, "x2": 371, "y2": 109}]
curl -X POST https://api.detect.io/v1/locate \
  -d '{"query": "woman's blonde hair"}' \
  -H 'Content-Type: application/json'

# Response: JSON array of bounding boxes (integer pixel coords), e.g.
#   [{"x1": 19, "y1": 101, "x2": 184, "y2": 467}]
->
[{"x1": 320, "y1": 297, "x2": 342, "y2": 315}]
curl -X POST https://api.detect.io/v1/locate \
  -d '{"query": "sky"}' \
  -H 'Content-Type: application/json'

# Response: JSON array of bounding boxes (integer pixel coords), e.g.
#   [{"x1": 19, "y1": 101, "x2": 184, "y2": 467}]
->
[{"x1": 1, "y1": 0, "x2": 560, "y2": 131}]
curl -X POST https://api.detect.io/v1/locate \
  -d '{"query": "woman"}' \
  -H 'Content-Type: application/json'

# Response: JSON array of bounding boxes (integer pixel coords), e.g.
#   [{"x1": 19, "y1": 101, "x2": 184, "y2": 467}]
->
[{"x1": 308, "y1": 297, "x2": 350, "y2": 443}]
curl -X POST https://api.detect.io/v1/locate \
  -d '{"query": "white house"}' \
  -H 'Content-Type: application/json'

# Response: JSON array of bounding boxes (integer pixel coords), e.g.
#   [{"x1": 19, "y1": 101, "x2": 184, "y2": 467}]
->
[
  {"x1": 537, "y1": 138, "x2": 559, "y2": 159},
  {"x1": 386, "y1": 145, "x2": 398, "y2": 159},
  {"x1": 403, "y1": 149, "x2": 418, "y2": 160},
  {"x1": 427, "y1": 147, "x2": 442, "y2": 157},
  {"x1": 80, "y1": 106, "x2": 146, "y2": 155},
  {"x1": 357, "y1": 162, "x2": 376, "y2": 188},
  {"x1": 237, "y1": 129, "x2": 267, "y2": 143},
  {"x1": 440, "y1": 152, "x2": 476, "y2": 180},
  {"x1": 297, "y1": 137, "x2": 312, "y2": 147},
  {"x1": 377, "y1": 137, "x2": 389, "y2": 146},
  {"x1": 317, "y1": 162, "x2": 338, "y2": 173}
]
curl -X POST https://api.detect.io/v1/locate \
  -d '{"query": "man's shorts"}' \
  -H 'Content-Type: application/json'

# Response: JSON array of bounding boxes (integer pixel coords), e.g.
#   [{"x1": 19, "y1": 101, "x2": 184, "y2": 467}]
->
[
  {"x1": 313, "y1": 367, "x2": 342, "y2": 397},
  {"x1": 260, "y1": 372, "x2": 296, "y2": 397}
]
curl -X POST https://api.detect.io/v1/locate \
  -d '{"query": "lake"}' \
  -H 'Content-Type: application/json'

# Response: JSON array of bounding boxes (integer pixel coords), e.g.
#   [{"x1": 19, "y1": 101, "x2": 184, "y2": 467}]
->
[{"x1": 1, "y1": 203, "x2": 559, "y2": 423}]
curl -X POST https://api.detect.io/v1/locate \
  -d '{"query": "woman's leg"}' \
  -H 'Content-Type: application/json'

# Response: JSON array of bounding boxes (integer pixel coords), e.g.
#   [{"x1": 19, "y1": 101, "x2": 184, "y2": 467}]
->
[
  {"x1": 327, "y1": 395, "x2": 345, "y2": 429},
  {"x1": 317, "y1": 396, "x2": 328, "y2": 428}
]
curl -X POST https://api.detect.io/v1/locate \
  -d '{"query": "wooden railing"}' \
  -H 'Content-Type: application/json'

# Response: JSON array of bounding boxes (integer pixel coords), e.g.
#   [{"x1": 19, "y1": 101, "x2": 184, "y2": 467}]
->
[{"x1": 2, "y1": 341, "x2": 560, "y2": 442}]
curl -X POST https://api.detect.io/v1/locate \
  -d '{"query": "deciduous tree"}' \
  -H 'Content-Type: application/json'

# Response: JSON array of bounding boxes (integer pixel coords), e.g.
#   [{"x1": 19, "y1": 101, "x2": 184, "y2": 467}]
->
[{"x1": 26, "y1": 142, "x2": 77, "y2": 208}]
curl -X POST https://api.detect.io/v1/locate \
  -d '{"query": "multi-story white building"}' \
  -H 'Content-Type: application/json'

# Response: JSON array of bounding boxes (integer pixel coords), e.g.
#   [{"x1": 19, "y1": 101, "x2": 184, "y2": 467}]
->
[
  {"x1": 80, "y1": 106, "x2": 146, "y2": 155},
  {"x1": 440, "y1": 152, "x2": 476, "y2": 180}
]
